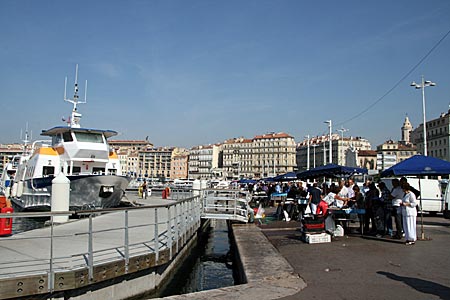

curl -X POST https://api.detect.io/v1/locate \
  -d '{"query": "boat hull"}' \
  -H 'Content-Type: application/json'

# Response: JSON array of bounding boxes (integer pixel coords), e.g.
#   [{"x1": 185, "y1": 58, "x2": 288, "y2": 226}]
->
[{"x1": 10, "y1": 175, "x2": 131, "y2": 211}]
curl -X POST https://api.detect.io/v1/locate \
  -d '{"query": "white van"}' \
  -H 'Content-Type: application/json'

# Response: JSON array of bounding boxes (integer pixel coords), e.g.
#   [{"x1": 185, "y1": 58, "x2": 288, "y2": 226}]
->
[
  {"x1": 381, "y1": 178, "x2": 443, "y2": 215},
  {"x1": 441, "y1": 180, "x2": 450, "y2": 219}
]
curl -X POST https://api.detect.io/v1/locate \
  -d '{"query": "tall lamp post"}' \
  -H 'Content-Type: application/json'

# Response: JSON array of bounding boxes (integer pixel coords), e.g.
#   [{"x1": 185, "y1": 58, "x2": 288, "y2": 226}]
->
[
  {"x1": 312, "y1": 144, "x2": 318, "y2": 168},
  {"x1": 305, "y1": 135, "x2": 310, "y2": 170},
  {"x1": 411, "y1": 76, "x2": 436, "y2": 156},
  {"x1": 324, "y1": 120, "x2": 332, "y2": 164},
  {"x1": 337, "y1": 127, "x2": 349, "y2": 165}
]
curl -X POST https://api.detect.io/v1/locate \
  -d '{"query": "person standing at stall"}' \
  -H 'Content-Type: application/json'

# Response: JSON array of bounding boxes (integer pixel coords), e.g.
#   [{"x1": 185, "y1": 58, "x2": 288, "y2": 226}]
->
[
  {"x1": 390, "y1": 179, "x2": 404, "y2": 239},
  {"x1": 401, "y1": 183, "x2": 418, "y2": 245},
  {"x1": 307, "y1": 182, "x2": 322, "y2": 215}
]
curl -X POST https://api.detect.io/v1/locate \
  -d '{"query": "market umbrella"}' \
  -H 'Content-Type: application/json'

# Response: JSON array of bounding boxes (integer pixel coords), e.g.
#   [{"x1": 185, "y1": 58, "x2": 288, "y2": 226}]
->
[
  {"x1": 297, "y1": 163, "x2": 368, "y2": 180},
  {"x1": 238, "y1": 179, "x2": 257, "y2": 184},
  {"x1": 380, "y1": 155, "x2": 450, "y2": 177},
  {"x1": 273, "y1": 172, "x2": 298, "y2": 182},
  {"x1": 380, "y1": 155, "x2": 450, "y2": 240}
]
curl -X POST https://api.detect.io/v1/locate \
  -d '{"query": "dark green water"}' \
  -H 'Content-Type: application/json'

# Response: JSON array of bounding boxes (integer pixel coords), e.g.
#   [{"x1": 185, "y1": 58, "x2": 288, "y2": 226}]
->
[{"x1": 154, "y1": 219, "x2": 237, "y2": 297}]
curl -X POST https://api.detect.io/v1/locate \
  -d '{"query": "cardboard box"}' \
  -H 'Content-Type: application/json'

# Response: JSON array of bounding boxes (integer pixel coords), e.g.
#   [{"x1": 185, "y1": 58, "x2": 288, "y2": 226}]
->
[{"x1": 303, "y1": 232, "x2": 331, "y2": 244}]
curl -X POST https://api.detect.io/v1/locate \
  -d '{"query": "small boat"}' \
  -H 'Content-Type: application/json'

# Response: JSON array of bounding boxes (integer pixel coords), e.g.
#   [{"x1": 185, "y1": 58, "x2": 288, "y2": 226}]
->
[{"x1": 3, "y1": 66, "x2": 131, "y2": 211}]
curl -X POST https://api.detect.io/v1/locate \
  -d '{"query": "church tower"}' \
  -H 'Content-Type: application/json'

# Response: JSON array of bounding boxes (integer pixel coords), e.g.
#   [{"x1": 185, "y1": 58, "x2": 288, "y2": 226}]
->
[{"x1": 401, "y1": 115, "x2": 413, "y2": 144}]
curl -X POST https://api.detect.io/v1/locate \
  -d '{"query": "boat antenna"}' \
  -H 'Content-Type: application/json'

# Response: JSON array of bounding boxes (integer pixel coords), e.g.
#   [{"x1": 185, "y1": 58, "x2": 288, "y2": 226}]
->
[
  {"x1": 20, "y1": 123, "x2": 31, "y2": 155},
  {"x1": 64, "y1": 64, "x2": 88, "y2": 128}
]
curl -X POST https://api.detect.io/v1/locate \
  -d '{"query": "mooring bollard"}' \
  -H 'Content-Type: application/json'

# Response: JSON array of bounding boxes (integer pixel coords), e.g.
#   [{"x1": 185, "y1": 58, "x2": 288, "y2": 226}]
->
[{"x1": 51, "y1": 173, "x2": 70, "y2": 223}]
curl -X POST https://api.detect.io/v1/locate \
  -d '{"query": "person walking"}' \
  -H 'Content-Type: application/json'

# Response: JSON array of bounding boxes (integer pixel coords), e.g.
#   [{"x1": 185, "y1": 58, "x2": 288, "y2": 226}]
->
[
  {"x1": 401, "y1": 183, "x2": 418, "y2": 245},
  {"x1": 142, "y1": 181, "x2": 148, "y2": 199}
]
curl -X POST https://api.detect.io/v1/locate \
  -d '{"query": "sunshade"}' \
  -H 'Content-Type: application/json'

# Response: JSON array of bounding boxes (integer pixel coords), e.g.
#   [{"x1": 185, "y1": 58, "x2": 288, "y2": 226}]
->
[
  {"x1": 297, "y1": 163, "x2": 368, "y2": 180},
  {"x1": 380, "y1": 155, "x2": 450, "y2": 177}
]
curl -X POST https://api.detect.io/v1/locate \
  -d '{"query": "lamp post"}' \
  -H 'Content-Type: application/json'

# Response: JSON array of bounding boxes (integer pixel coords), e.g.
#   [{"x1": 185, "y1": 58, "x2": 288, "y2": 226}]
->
[
  {"x1": 324, "y1": 120, "x2": 332, "y2": 164},
  {"x1": 305, "y1": 135, "x2": 310, "y2": 170},
  {"x1": 312, "y1": 144, "x2": 318, "y2": 168},
  {"x1": 323, "y1": 144, "x2": 328, "y2": 166},
  {"x1": 337, "y1": 127, "x2": 349, "y2": 165},
  {"x1": 411, "y1": 76, "x2": 436, "y2": 156}
]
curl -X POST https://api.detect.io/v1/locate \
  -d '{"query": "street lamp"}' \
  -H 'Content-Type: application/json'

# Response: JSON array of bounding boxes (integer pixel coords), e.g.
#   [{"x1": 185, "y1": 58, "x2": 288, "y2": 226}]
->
[
  {"x1": 324, "y1": 120, "x2": 332, "y2": 164},
  {"x1": 323, "y1": 144, "x2": 328, "y2": 166},
  {"x1": 312, "y1": 144, "x2": 318, "y2": 168},
  {"x1": 305, "y1": 135, "x2": 310, "y2": 170},
  {"x1": 337, "y1": 127, "x2": 349, "y2": 165},
  {"x1": 411, "y1": 76, "x2": 436, "y2": 156}
]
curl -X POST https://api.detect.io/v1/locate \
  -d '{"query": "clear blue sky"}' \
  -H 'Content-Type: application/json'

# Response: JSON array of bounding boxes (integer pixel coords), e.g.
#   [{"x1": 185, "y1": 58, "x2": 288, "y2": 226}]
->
[{"x1": 1, "y1": 1, "x2": 450, "y2": 148}]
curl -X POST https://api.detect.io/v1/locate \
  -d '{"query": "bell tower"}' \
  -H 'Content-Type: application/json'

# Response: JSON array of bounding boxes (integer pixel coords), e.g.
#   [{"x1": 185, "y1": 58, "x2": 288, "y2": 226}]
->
[{"x1": 401, "y1": 115, "x2": 413, "y2": 143}]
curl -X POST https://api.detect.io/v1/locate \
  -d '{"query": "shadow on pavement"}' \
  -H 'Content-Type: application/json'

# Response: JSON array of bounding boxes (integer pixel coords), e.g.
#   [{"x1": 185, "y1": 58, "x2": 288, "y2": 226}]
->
[{"x1": 377, "y1": 271, "x2": 450, "y2": 300}]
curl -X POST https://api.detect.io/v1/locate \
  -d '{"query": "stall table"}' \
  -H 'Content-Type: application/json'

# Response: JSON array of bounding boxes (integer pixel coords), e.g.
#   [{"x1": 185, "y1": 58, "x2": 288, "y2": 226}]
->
[{"x1": 328, "y1": 208, "x2": 365, "y2": 235}]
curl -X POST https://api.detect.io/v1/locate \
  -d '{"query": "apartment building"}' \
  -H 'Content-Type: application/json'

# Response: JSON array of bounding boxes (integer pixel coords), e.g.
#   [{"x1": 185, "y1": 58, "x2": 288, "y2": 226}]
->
[
  {"x1": 170, "y1": 148, "x2": 189, "y2": 180},
  {"x1": 188, "y1": 145, "x2": 221, "y2": 179},
  {"x1": 296, "y1": 134, "x2": 372, "y2": 171},
  {"x1": 410, "y1": 108, "x2": 450, "y2": 161},
  {"x1": 138, "y1": 147, "x2": 173, "y2": 180},
  {"x1": 221, "y1": 132, "x2": 296, "y2": 179}
]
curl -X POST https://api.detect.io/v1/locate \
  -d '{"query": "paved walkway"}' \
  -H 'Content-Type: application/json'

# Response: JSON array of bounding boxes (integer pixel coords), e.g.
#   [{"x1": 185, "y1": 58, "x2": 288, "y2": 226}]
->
[{"x1": 260, "y1": 214, "x2": 450, "y2": 300}]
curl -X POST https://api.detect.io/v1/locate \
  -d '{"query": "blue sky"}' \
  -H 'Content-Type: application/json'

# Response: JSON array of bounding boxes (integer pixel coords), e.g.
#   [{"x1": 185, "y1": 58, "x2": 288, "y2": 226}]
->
[{"x1": 1, "y1": 1, "x2": 450, "y2": 148}]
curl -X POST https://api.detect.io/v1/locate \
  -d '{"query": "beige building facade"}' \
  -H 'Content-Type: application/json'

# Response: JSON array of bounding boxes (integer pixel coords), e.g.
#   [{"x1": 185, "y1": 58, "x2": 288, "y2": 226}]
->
[
  {"x1": 410, "y1": 109, "x2": 450, "y2": 161},
  {"x1": 222, "y1": 132, "x2": 296, "y2": 179},
  {"x1": 296, "y1": 134, "x2": 372, "y2": 171}
]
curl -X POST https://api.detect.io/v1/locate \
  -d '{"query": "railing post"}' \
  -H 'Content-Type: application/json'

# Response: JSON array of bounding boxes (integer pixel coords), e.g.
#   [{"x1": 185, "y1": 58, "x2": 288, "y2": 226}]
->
[
  {"x1": 168, "y1": 206, "x2": 172, "y2": 260},
  {"x1": 182, "y1": 201, "x2": 188, "y2": 245},
  {"x1": 154, "y1": 208, "x2": 159, "y2": 263},
  {"x1": 48, "y1": 216, "x2": 54, "y2": 292},
  {"x1": 175, "y1": 204, "x2": 179, "y2": 252},
  {"x1": 124, "y1": 210, "x2": 129, "y2": 272},
  {"x1": 88, "y1": 214, "x2": 94, "y2": 281}
]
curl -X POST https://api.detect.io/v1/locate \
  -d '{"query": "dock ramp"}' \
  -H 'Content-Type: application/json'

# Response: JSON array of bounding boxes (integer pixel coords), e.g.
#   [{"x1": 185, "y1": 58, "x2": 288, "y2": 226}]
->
[{"x1": 201, "y1": 189, "x2": 250, "y2": 223}]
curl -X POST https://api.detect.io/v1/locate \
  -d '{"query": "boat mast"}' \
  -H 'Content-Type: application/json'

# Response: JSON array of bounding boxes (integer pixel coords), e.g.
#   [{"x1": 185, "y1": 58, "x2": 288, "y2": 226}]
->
[{"x1": 64, "y1": 64, "x2": 87, "y2": 128}]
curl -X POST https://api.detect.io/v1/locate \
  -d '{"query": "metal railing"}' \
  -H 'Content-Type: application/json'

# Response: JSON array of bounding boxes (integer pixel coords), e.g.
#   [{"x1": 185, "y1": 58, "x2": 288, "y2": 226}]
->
[
  {"x1": 201, "y1": 189, "x2": 251, "y2": 223},
  {"x1": 0, "y1": 192, "x2": 201, "y2": 294}
]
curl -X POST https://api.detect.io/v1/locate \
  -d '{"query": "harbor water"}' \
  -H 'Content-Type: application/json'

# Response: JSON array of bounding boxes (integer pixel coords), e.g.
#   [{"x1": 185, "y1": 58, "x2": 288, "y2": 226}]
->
[{"x1": 151, "y1": 219, "x2": 237, "y2": 298}]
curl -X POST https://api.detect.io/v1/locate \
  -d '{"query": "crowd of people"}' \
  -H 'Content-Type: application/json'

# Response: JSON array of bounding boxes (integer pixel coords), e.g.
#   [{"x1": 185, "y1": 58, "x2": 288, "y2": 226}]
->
[{"x1": 244, "y1": 176, "x2": 419, "y2": 245}]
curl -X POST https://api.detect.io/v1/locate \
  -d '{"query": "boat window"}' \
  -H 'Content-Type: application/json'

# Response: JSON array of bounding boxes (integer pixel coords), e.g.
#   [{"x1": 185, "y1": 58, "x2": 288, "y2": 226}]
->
[
  {"x1": 74, "y1": 132, "x2": 104, "y2": 143},
  {"x1": 63, "y1": 131, "x2": 73, "y2": 142},
  {"x1": 43, "y1": 166, "x2": 55, "y2": 176},
  {"x1": 52, "y1": 134, "x2": 63, "y2": 145},
  {"x1": 108, "y1": 169, "x2": 117, "y2": 175},
  {"x1": 93, "y1": 167, "x2": 105, "y2": 175}
]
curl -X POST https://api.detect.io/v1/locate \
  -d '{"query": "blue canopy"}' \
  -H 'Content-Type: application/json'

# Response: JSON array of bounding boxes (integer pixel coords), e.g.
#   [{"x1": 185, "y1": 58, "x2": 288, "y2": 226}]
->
[
  {"x1": 273, "y1": 172, "x2": 298, "y2": 182},
  {"x1": 380, "y1": 155, "x2": 450, "y2": 177},
  {"x1": 238, "y1": 179, "x2": 257, "y2": 184},
  {"x1": 297, "y1": 163, "x2": 368, "y2": 180},
  {"x1": 262, "y1": 177, "x2": 276, "y2": 182}
]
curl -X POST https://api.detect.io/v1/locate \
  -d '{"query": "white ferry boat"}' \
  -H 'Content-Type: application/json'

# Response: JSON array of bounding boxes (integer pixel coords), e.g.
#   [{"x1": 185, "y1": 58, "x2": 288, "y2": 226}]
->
[{"x1": 3, "y1": 66, "x2": 130, "y2": 211}]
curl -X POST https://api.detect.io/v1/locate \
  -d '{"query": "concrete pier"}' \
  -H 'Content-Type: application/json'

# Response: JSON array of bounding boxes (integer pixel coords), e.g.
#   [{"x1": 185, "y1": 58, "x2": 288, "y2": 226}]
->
[{"x1": 0, "y1": 193, "x2": 201, "y2": 300}]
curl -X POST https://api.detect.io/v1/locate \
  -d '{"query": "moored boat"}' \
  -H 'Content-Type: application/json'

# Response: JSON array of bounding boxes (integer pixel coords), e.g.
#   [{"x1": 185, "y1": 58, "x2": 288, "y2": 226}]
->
[{"x1": 4, "y1": 66, "x2": 130, "y2": 211}]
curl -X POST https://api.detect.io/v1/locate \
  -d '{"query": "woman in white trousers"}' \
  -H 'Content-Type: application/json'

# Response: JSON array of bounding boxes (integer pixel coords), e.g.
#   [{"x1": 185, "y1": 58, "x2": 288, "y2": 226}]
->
[{"x1": 401, "y1": 183, "x2": 418, "y2": 245}]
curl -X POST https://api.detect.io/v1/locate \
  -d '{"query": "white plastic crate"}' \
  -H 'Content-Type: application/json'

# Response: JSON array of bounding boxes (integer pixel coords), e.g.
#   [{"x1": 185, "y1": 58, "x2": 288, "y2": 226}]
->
[{"x1": 304, "y1": 232, "x2": 331, "y2": 244}]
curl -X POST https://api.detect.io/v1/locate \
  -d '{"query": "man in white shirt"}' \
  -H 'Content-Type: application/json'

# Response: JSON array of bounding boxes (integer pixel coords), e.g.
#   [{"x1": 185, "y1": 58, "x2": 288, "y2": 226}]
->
[
  {"x1": 390, "y1": 178, "x2": 404, "y2": 239},
  {"x1": 346, "y1": 178, "x2": 355, "y2": 199}
]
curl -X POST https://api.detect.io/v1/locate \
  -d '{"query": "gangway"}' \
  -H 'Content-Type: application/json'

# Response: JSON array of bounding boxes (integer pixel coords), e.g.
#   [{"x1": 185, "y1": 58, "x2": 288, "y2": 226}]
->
[{"x1": 200, "y1": 189, "x2": 251, "y2": 223}]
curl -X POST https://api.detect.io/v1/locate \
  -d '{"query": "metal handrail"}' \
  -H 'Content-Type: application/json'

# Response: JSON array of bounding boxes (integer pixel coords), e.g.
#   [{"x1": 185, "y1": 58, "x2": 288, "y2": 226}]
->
[{"x1": 0, "y1": 192, "x2": 202, "y2": 295}]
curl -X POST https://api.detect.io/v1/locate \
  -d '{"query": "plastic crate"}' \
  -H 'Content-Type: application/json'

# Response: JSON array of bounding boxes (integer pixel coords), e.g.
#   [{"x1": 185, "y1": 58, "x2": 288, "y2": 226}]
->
[{"x1": 303, "y1": 232, "x2": 331, "y2": 244}]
